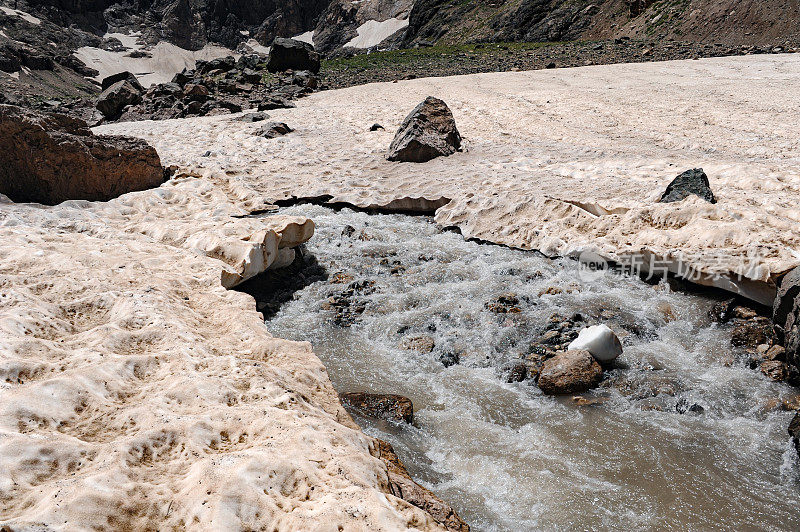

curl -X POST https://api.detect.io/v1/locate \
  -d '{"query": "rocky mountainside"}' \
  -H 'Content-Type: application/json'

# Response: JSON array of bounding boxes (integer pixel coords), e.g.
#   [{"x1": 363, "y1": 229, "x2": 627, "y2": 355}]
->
[
  {"x1": 402, "y1": 0, "x2": 800, "y2": 48},
  {"x1": 1, "y1": 0, "x2": 799, "y2": 111}
]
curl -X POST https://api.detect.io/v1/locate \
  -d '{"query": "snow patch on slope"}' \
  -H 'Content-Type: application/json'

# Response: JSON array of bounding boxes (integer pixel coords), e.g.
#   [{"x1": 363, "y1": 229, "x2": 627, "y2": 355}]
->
[
  {"x1": 344, "y1": 18, "x2": 408, "y2": 49},
  {"x1": 0, "y1": 6, "x2": 41, "y2": 25},
  {"x1": 74, "y1": 40, "x2": 235, "y2": 86}
]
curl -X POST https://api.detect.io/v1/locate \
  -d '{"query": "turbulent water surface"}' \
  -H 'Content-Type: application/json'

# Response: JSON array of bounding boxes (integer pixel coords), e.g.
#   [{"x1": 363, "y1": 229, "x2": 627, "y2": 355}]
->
[{"x1": 260, "y1": 205, "x2": 800, "y2": 531}]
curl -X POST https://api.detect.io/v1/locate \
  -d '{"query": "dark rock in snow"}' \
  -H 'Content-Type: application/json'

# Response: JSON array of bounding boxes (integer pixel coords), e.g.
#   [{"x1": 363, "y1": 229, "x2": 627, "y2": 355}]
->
[
  {"x1": 659, "y1": 168, "x2": 717, "y2": 204},
  {"x1": 0, "y1": 104, "x2": 164, "y2": 205},
  {"x1": 387, "y1": 96, "x2": 462, "y2": 163},
  {"x1": 255, "y1": 122, "x2": 293, "y2": 138}
]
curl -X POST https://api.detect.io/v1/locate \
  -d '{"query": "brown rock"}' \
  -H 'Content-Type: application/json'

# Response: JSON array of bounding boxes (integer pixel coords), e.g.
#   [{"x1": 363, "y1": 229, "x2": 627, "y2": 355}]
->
[
  {"x1": 760, "y1": 360, "x2": 789, "y2": 381},
  {"x1": 340, "y1": 392, "x2": 414, "y2": 424},
  {"x1": 537, "y1": 349, "x2": 603, "y2": 395},
  {"x1": 372, "y1": 439, "x2": 469, "y2": 532},
  {"x1": 0, "y1": 105, "x2": 164, "y2": 205},
  {"x1": 183, "y1": 83, "x2": 210, "y2": 102},
  {"x1": 400, "y1": 335, "x2": 435, "y2": 353},
  {"x1": 387, "y1": 96, "x2": 462, "y2": 163},
  {"x1": 731, "y1": 318, "x2": 775, "y2": 349},
  {"x1": 485, "y1": 292, "x2": 521, "y2": 313}
]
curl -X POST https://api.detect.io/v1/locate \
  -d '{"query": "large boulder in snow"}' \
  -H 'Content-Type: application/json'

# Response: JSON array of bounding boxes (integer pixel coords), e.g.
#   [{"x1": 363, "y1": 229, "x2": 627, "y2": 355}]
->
[
  {"x1": 567, "y1": 324, "x2": 623, "y2": 363},
  {"x1": 0, "y1": 104, "x2": 164, "y2": 205},
  {"x1": 537, "y1": 349, "x2": 603, "y2": 395},
  {"x1": 387, "y1": 96, "x2": 462, "y2": 163},
  {"x1": 267, "y1": 38, "x2": 320, "y2": 74},
  {"x1": 658, "y1": 168, "x2": 717, "y2": 204}
]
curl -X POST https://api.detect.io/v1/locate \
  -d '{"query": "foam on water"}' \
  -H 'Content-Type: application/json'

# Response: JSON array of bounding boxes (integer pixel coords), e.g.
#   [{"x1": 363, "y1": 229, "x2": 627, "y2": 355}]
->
[{"x1": 264, "y1": 204, "x2": 800, "y2": 531}]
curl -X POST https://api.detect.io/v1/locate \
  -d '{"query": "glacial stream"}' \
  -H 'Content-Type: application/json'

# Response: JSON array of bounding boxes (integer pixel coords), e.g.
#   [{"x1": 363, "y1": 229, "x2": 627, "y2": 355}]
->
[{"x1": 253, "y1": 205, "x2": 800, "y2": 531}]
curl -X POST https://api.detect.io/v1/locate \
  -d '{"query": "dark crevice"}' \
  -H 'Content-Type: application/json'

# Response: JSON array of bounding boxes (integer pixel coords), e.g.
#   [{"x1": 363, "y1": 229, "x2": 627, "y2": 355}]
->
[
  {"x1": 234, "y1": 245, "x2": 327, "y2": 320},
  {"x1": 272, "y1": 194, "x2": 452, "y2": 216}
]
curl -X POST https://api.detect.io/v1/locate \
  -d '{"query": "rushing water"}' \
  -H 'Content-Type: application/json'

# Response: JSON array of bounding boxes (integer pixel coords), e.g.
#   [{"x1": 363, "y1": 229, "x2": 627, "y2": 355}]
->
[{"x1": 258, "y1": 205, "x2": 800, "y2": 531}]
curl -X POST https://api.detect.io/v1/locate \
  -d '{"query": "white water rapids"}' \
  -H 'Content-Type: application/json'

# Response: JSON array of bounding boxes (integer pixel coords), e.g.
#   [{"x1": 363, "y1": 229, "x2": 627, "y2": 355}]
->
[{"x1": 256, "y1": 204, "x2": 800, "y2": 531}]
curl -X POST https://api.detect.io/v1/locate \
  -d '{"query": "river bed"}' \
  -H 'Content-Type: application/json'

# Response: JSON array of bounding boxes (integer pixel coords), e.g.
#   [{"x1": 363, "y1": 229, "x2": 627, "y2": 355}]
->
[{"x1": 250, "y1": 204, "x2": 800, "y2": 531}]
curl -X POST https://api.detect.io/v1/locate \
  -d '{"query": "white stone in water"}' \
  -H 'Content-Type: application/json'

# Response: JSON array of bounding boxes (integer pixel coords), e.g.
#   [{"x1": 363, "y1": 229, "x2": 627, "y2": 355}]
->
[{"x1": 568, "y1": 324, "x2": 623, "y2": 362}]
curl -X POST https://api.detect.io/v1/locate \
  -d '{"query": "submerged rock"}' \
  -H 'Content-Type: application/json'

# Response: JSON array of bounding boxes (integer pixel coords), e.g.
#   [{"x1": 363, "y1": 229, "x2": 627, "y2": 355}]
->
[
  {"x1": 0, "y1": 104, "x2": 164, "y2": 204},
  {"x1": 387, "y1": 97, "x2": 462, "y2": 163},
  {"x1": 340, "y1": 392, "x2": 414, "y2": 424},
  {"x1": 267, "y1": 38, "x2": 321, "y2": 74},
  {"x1": 567, "y1": 324, "x2": 623, "y2": 362},
  {"x1": 537, "y1": 349, "x2": 603, "y2": 395},
  {"x1": 675, "y1": 398, "x2": 705, "y2": 415},
  {"x1": 658, "y1": 168, "x2": 717, "y2": 204},
  {"x1": 400, "y1": 335, "x2": 435, "y2": 353}
]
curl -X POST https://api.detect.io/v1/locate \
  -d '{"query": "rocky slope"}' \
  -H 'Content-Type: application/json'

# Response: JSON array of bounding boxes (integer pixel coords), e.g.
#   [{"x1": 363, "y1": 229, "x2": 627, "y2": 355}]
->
[{"x1": 402, "y1": 0, "x2": 800, "y2": 48}]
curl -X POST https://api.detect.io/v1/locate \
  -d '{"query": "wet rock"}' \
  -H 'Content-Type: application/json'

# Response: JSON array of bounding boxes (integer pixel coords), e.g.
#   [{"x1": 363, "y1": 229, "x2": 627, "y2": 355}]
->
[
  {"x1": 255, "y1": 122, "x2": 293, "y2": 138},
  {"x1": 387, "y1": 97, "x2": 462, "y2": 163},
  {"x1": 567, "y1": 324, "x2": 623, "y2": 363},
  {"x1": 600, "y1": 370, "x2": 684, "y2": 399},
  {"x1": 675, "y1": 398, "x2": 704, "y2": 415},
  {"x1": 658, "y1": 168, "x2": 717, "y2": 204},
  {"x1": 371, "y1": 439, "x2": 470, "y2": 532},
  {"x1": 400, "y1": 335, "x2": 435, "y2": 353},
  {"x1": 731, "y1": 318, "x2": 775, "y2": 349},
  {"x1": 0, "y1": 104, "x2": 164, "y2": 205},
  {"x1": 572, "y1": 395, "x2": 608, "y2": 407},
  {"x1": 340, "y1": 392, "x2": 414, "y2": 424},
  {"x1": 267, "y1": 38, "x2": 321, "y2": 74},
  {"x1": 760, "y1": 360, "x2": 789, "y2": 382},
  {"x1": 438, "y1": 351, "x2": 460, "y2": 368},
  {"x1": 781, "y1": 394, "x2": 800, "y2": 411},
  {"x1": 732, "y1": 306, "x2": 759, "y2": 320},
  {"x1": 485, "y1": 292, "x2": 521, "y2": 313},
  {"x1": 96, "y1": 80, "x2": 142, "y2": 119},
  {"x1": 709, "y1": 299, "x2": 736, "y2": 322},
  {"x1": 789, "y1": 412, "x2": 800, "y2": 455},
  {"x1": 537, "y1": 349, "x2": 603, "y2": 395},
  {"x1": 101, "y1": 71, "x2": 143, "y2": 92},
  {"x1": 507, "y1": 362, "x2": 528, "y2": 382},
  {"x1": 323, "y1": 279, "x2": 374, "y2": 326}
]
